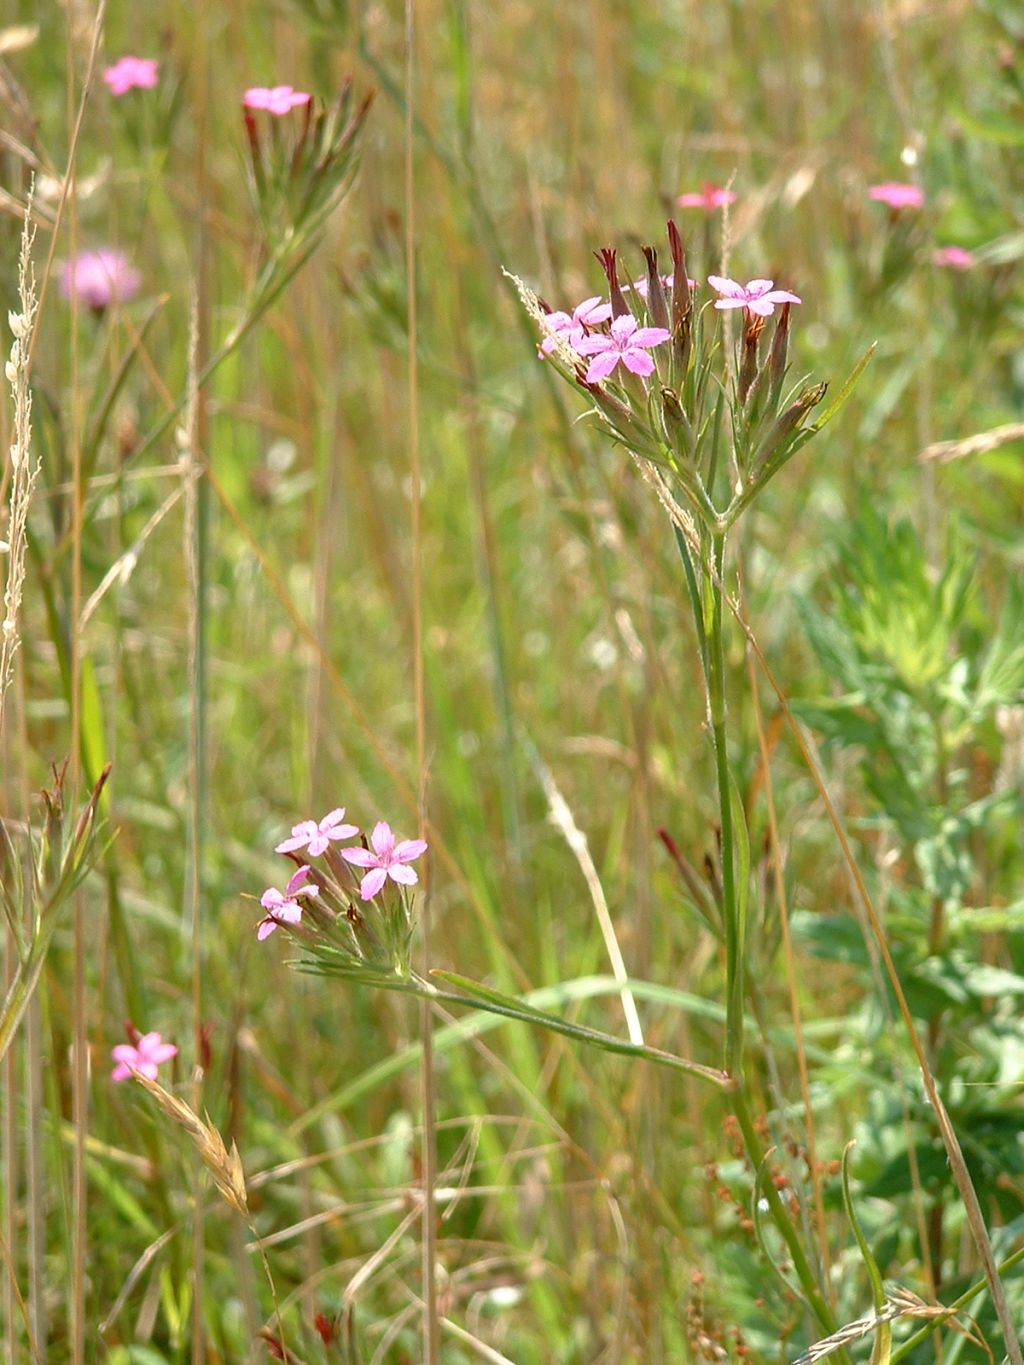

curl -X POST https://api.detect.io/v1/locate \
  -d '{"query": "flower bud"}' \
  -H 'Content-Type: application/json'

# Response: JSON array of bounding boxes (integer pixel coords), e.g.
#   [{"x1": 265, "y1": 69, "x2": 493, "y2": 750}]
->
[
  {"x1": 768, "y1": 302, "x2": 791, "y2": 401},
  {"x1": 641, "y1": 245, "x2": 670, "y2": 331},
  {"x1": 661, "y1": 386, "x2": 693, "y2": 459},
  {"x1": 667, "y1": 219, "x2": 692, "y2": 374},
  {"x1": 751, "y1": 381, "x2": 827, "y2": 476},
  {"x1": 738, "y1": 314, "x2": 765, "y2": 404}
]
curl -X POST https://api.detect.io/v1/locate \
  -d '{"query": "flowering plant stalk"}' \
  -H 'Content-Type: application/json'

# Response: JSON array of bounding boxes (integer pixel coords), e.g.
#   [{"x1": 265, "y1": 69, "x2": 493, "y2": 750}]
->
[
  {"x1": 130, "y1": 80, "x2": 373, "y2": 470},
  {"x1": 254, "y1": 809, "x2": 729, "y2": 1088},
  {"x1": 509, "y1": 222, "x2": 880, "y2": 1341}
]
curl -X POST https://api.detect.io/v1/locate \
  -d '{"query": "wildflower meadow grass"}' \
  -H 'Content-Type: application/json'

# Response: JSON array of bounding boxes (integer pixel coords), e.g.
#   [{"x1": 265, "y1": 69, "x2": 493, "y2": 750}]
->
[{"x1": 1, "y1": 3, "x2": 1023, "y2": 1362}]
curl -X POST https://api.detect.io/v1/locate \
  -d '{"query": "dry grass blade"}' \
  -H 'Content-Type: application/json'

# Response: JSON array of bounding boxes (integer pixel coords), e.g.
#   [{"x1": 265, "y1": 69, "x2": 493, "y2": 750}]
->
[
  {"x1": 130, "y1": 1072, "x2": 248, "y2": 1219},
  {"x1": 918, "y1": 422, "x2": 1024, "y2": 464},
  {"x1": 525, "y1": 734, "x2": 644, "y2": 1045}
]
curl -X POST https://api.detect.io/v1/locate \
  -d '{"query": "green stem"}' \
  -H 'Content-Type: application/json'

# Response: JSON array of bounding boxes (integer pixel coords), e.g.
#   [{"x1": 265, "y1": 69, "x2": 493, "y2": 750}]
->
[
  {"x1": 694, "y1": 533, "x2": 840, "y2": 1346},
  {"x1": 708, "y1": 533, "x2": 743, "y2": 1075},
  {"x1": 733, "y1": 1091, "x2": 837, "y2": 1337}
]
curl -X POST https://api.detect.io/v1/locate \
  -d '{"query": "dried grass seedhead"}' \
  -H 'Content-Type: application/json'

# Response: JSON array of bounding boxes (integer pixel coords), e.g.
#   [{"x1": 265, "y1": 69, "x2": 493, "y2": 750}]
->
[
  {"x1": 131, "y1": 1071, "x2": 249, "y2": 1219},
  {"x1": 0, "y1": 187, "x2": 40, "y2": 742}
]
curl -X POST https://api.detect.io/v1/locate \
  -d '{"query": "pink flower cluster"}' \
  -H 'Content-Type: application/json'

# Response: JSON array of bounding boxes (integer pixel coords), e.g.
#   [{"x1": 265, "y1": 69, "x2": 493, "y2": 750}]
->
[
  {"x1": 539, "y1": 294, "x2": 671, "y2": 384},
  {"x1": 538, "y1": 266, "x2": 801, "y2": 384},
  {"x1": 59, "y1": 74, "x2": 313, "y2": 314},
  {"x1": 256, "y1": 807, "x2": 428, "y2": 940}
]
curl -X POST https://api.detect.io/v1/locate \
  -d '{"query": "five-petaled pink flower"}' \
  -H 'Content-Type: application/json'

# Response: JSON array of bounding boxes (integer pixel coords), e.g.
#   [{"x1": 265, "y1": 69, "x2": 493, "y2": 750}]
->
[
  {"x1": 257, "y1": 865, "x2": 319, "y2": 940},
  {"x1": 342, "y1": 822, "x2": 428, "y2": 901},
  {"x1": 103, "y1": 56, "x2": 159, "y2": 96},
  {"x1": 539, "y1": 296, "x2": 612, "y2": 355},
  {"x1": 869, "y1": 182, "x2": 924, "y2": 210},
  {"x1": 676, "y1": 183, "x2": 737, "y2": 211},
  {"x1": 111, "y1": 1031, "x2": 178, "y2": 1082},
  {"x1": 707, "y1": 276, "x2": 802, "y2": 317},
  {"x1": 933, "y1": 245, "x2": 974, "y2": 270},
  {"x1": 276, "y1": 808, "x2": 358, "y2": 856},
  {"x1": 59, "y1": 248, "x2": 140, "y2": 311},
  {"x1": 574, "y1": 314, "x2": 672, "y2": 383},
  {"x1": 243, "y1": 85, "x2": 312, "y2": 115}
]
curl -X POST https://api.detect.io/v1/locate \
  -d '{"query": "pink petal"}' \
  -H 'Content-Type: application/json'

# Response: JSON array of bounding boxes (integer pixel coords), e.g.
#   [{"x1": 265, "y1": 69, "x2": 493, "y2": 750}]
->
[
  {"x1": 148, "y1": 1043, "x2": 178, "y2": 1064},
  {"x1": 359, "y1": 867, "x2": 388, "y2": 900},
  {"x1": 261, "y1": 888, "x2": 285, "y2": 911},
  {"x1": 745, "y1": 279, "x2": 775, "y2": 296},
  {"x1": 369, "y1": 822, "x2": 395, "y2": 857},
  {"x1": 745, "y1": 298, "x2": 776, "y2": 317},
  {"x1": 585, "y1": 352, "x2": 621, "y2": 383},
  {"x1": 707, "y1": 275, "x2": 745, "y2": 298},
  {"x1": 609, "y1": 315, "x2": 639, "y2": 342},
  {"x1": 275, "y1": 819, "x2": 316, "y2": 853},
  {"x1": 257, "y1": 918, "x2": 278, "y2": 940},
  {"x1": 111, "y1": 1062, "x2": 133, "y2": 1081},
  {"x1": 574, "y1": 297, "x2": 612, "y2": 325},
  {"x1": 285, "y1": 865, "x2": 312, "y2": 894},
  {"x1": 394, "y1": 839, "x2": 428, "y2": 862},
  {"x1": 276, "y1": 900, "x2": 303, "y2": 925},
  {"x1": 622, "y1": 350, "x2": 655, "y2": 377},
  {"x1": 341, "y1": 846, "x2": 377, "y2": 868},
  {"x1": 574, "y1": 334, "x2": 613, "y2": 356},
  {"x1": 112, "y1": 1044, "x2": 139, "y2": 1064},
  {"x1": 387, "y1": 863, "x2": 418, "y2": 886},
  {"x1": 631, "y1": 327, "x2": 672, "y2": 348},
  {"x1": 713, "y1": 298, "x2": 748, "y2": 310},
  {"x1": 761, "y1": 289, "x2": 801, "y2": 305}
]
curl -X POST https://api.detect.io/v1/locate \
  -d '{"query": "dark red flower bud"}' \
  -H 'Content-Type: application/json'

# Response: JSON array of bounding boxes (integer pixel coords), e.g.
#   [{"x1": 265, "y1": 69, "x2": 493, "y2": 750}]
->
[{"x1": 594, "y1": 247, "x2": 630, "y2": 319}]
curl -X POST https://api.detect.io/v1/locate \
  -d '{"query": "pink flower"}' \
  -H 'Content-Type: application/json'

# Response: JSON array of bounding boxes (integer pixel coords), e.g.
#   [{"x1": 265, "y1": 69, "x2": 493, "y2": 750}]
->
[
  {"x1": 243, "y1": 85, "x2": 312, "y2": 115},
  {"x1": 539, "y1": 296, "x2": 612, "y2": 355},
  {"x1": 574, "y1": 313, "x2": 672, "y2": 383},
  {"x1": 111, "y1": 1031, "x2": 177, "y2": 1082},
  {"x1": 621, "y1": 273, "x2": 692, "y2": 298},
  {"x1": 707, "y1": 276, "x2": 801, "y2": 317},
  {"x1": 59, "y1": 248, "x2": 140, "y2": 311},
  {"x1": 257, "y1": 865, "x2": 319, "y2": 940},
  {"x1": 869, "y1": 182, "x2": 924, "y2": 210},
  {"x1": 103, "y1": 56, "x2": 159, "y2": 96},
  {"x1": 341, "y1": 822, "x2": 428, "y2": 900},
  {"x1": 933, "y1": 245, "x2": 974, "y2": 270},
  {"x1": 275, "y1": 808, "x2": 358, "y2": 856},
  {"x1": 676, "y1": 183, "x2": 736, "y2": 211}
]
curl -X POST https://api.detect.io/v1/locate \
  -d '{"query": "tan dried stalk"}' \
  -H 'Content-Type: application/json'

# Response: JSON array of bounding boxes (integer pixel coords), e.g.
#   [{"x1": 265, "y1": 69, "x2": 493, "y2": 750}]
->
[{"x1": 0, "y1": 194, "x2": 39, "y2": 743}]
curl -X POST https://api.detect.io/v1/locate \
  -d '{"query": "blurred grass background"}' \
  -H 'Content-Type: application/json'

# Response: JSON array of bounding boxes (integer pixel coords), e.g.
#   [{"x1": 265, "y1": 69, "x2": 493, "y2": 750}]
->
[{"x1": 2, "y1": 0, "x2": 1023, "y2": 1359}]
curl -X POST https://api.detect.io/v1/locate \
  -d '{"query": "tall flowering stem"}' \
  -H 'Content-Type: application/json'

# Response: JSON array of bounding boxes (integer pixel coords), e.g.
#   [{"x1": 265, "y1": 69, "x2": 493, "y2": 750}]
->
[{"x1": 513, "y1": 222, "x2": 876, "y2": 1343}]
